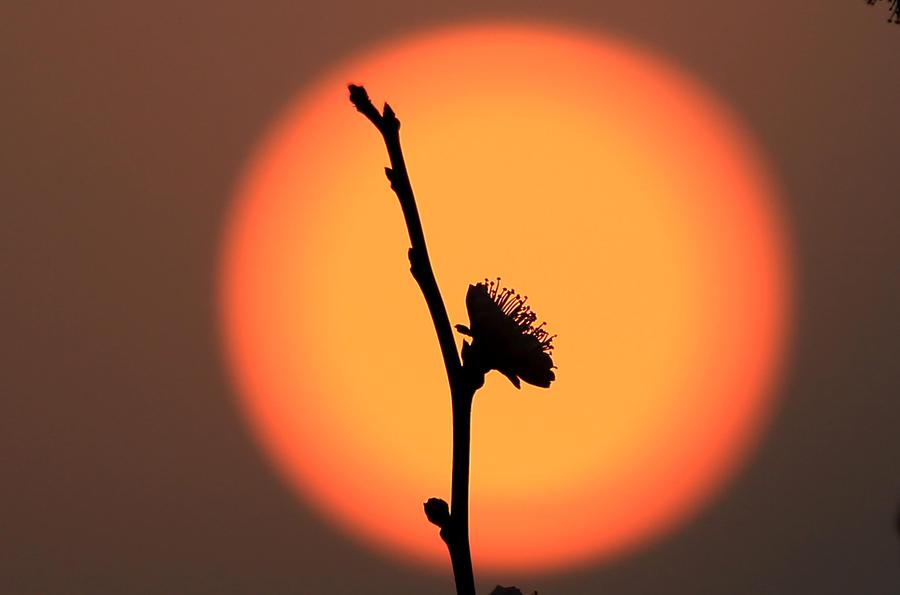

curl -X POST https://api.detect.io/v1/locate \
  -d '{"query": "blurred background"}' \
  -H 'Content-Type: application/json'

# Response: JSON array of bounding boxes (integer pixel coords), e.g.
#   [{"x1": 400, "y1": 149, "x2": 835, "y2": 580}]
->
[{"x1": 2, "y1": 2, "x2": 898, "y2": 593}]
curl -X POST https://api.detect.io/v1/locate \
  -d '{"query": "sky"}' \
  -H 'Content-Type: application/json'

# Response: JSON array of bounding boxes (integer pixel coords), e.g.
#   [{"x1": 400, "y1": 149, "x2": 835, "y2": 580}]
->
[{"x1": 2, "y1": 1, "x2": 899, "y2": 594}]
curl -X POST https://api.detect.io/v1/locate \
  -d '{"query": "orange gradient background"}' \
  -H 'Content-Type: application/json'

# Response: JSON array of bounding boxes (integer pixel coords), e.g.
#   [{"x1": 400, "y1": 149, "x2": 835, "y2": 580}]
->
[{"x1": 219, "y1": 23, "x2": 790, "y2": 574}]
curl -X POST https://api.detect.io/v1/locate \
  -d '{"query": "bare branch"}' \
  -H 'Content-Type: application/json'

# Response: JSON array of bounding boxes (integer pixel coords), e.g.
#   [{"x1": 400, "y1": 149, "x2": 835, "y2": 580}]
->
[{"x1": 349, "y1": 84, "x2": 476, "y2": 595}]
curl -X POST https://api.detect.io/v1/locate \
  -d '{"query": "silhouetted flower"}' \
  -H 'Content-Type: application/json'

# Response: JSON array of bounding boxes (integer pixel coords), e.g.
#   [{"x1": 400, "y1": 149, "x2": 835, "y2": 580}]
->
[{"x1": 456, "y1": 278, "x2": 556, "y2": 389}]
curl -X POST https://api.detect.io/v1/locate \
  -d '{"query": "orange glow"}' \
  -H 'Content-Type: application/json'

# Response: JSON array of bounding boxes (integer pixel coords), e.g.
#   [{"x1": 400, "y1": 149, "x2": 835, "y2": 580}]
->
[{"x1": 219, "y1": 23, "x2": 790, "y2": 574}]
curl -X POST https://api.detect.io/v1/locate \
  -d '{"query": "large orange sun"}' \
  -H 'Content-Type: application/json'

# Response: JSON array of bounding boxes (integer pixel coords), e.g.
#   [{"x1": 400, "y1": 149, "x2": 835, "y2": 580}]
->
[{"x1": 219, "y1": 23, "x2": 790, "y2": 574}]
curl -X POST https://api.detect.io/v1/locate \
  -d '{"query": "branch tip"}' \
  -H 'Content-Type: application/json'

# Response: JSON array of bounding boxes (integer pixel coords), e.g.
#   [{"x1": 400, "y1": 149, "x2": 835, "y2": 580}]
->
[
  {"x1": 347, "y1": 83, "x2": 368, "y2": 106},
  {"x1": 348, "y1": 83, "x2": 382, "y2": 125}
]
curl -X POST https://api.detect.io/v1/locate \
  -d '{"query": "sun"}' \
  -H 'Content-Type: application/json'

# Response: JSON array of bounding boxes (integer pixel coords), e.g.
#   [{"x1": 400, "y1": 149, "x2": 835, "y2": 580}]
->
[{"x1": 219, "y1": 22, "x2": 790, "y2": 574}]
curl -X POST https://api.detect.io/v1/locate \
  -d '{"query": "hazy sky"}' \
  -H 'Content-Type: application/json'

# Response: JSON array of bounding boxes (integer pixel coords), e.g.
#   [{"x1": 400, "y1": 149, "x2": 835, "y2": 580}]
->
[{"x1": 2, "y1": 2, "x2": 899, "y2": 594}]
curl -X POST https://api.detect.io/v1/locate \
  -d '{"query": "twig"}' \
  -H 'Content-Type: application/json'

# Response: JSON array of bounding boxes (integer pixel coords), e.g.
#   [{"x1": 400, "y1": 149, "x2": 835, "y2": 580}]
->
[{"x1": 349, "y1": 83, "x2": 478, "y2": 595}]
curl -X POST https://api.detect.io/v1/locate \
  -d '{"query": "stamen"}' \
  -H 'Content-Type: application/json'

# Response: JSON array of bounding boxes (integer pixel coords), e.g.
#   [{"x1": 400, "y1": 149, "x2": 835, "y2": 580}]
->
[{"x1": 478, "y1": 278, "x2": 555, "y2": 351}]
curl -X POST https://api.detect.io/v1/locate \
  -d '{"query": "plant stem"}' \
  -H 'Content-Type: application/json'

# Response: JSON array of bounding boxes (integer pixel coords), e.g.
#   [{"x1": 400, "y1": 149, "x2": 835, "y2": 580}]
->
[
  {"x1": 349, "y1": 84, "x2": 477, "y2": 595},
  {"x1": 448, "y1": 387, "x2": 475, "y2": 594}
]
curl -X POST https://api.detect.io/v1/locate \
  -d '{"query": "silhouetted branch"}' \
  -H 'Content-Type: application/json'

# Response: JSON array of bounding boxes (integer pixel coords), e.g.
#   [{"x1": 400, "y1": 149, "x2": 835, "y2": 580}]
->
[
  {"x1": 349, "y1": 83, "x2": 557, "y2": 595},
  {"x1": 865, "y1": 0, "x2": 900, "y2": 24},
  {"x1": 348, "y1": 84, "x2": 462, "y2": 387},
  {"x1": 349, "y1": 83, "x2": 477, "y2": 595},
  {"x1": 489, "y1": 587, "x2": 538, "y2": 595}
]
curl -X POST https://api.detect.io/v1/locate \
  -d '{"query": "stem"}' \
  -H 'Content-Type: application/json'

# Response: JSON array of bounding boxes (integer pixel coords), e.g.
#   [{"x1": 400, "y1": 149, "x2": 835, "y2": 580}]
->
[
  {"x1": 448, "y1": 387, "x2": 475, "y2": 593},
  {"x1": 349, "y1": 84, "x2": 476, "y2": 595}
]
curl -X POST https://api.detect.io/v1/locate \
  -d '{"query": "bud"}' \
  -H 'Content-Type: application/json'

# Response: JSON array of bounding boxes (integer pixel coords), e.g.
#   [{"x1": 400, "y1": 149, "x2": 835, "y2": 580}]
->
[{"x1": 423, "y1": 497, "x2": 450, "y2": 528}]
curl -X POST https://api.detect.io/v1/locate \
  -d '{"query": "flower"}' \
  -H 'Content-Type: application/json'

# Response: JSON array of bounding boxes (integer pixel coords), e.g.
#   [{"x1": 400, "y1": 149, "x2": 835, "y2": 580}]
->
[{"x1": 455, "y1": 278, "x2": 556, "y2": 389}]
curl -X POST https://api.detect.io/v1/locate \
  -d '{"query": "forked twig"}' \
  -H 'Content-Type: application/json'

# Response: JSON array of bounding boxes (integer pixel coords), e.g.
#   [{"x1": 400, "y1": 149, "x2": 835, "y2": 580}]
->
[{"x1": 349, "y1": 83, "x2": 478, "y2": 595}]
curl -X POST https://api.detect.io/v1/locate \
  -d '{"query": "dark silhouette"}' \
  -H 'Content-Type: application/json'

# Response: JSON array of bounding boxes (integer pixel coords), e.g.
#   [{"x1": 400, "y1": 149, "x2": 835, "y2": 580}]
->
[
  {"x1": 896, "y1": 498, "x2": 900, "y2": 567},
  {"x1": 895, "y1": 498, "x2": 900, "y2": 539},
  {"x1": 348, "y1": 84, "x2": 556, "y2": 595},
  {"x1": 489, "y1": 587, "x2": 538, "y2": 595},
  {"x1": 456, "y1": 279, "x2": 555, "y2": 390},
  {"x1": 866, "y1": 0, "x2": 900, "y2": 23}
]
